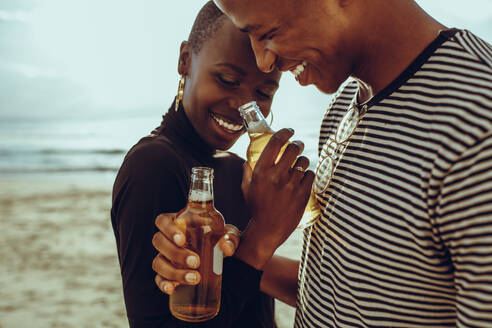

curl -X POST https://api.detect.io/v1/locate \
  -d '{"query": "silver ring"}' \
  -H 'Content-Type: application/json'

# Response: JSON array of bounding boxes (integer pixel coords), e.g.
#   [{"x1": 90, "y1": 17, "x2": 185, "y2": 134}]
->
[{"x1": 293, "y1": 166, "x2": 305, "y2": 173}]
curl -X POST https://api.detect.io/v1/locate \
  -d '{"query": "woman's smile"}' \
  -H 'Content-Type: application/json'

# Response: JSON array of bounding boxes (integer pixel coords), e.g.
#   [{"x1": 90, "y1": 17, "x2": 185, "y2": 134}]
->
[{"x1": 209, "y1": 110, "x2": 244, "y2": 134}]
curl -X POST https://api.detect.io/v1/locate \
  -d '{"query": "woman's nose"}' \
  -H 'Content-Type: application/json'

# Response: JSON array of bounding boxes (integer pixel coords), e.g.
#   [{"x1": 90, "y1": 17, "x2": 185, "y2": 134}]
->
[
  {"x1": 228, "y1": 98, "x2": 249, "y2": 112},
  {"x1": 227, "y1": 92, "x2": 254, "y2": 112}
]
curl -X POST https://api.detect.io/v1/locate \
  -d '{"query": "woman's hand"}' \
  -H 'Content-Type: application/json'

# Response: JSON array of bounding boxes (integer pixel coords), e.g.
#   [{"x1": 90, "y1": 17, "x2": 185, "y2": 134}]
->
[
  {"x1": 237, "y1": 128, "x2": 314, "y2": 269},
  {"x1": 152, "y1": 213, "x2": 240, "y2": 295}
]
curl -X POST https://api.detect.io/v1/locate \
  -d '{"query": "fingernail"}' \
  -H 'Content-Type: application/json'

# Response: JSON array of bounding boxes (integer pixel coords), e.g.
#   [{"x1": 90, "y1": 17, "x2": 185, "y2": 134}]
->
[
  {"x1": 186, "y1": 255, "x2": 198, "y2": 268},
  {"x1": 173, "y1": 234, "x2": 183, "y2": 245},
  {"x1": 185, "y1": 272, "x2": 197, "y2": 283},
  {"x1": 161, "y1": 282, "x2": 171, "y2": 294},
  {"x1": 225, "y1": 240, "x2": 235, "y2": 252},
  {"x1": 224, "y1": 234, "x2": 230, "y2": 241},
  {"x1": 292, "y1": 140, "x2": 303, "y2": 147}
]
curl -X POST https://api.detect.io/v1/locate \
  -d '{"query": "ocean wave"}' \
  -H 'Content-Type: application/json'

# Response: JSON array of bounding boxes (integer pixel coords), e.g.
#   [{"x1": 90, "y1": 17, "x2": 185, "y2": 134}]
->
[
  {"x1": 0, "y1": 166, "x2": 119, "y2": 174},
  {"x1": 42, "y1": 149, "x2": 126, "y2": 155},
  {"x1": 0, "y1": 149, "x2": 127, "y2": 156}
]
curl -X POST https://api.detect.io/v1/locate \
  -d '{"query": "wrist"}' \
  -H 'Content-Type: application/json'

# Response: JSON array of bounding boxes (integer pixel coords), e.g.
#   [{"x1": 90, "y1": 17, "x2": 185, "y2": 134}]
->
[{"x1": 234, "y1": 221, "x2": 278, "y2": 270}]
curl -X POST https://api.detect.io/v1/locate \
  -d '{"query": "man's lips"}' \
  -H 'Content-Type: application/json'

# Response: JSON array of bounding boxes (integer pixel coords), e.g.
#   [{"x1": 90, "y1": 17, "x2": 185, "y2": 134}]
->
[
  {"x1": 291, "y1": 61, "x2": 307, "y2": 78},
  {"x1": 280, "y1": 61, "x2": 307, "y2": 77},
  {"x1": 209, "y1": 111, "x2": 244, "y2": 133},
  {"x1": 280, "y1": 61, "x2": 310, "y2": 85}
]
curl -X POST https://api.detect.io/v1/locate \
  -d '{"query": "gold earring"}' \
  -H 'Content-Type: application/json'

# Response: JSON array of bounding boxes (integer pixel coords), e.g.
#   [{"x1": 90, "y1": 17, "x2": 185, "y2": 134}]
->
[
  {"x1": 267, "y1": 108, "x2": 274, "y2": 126},
  {"x1": 175, "y1": 76, "x2": 185, "y2": 111}
]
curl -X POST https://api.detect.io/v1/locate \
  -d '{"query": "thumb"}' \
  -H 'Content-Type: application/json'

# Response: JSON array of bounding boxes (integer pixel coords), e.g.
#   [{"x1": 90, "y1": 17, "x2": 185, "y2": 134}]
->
[{"x1": 241, "y1": 162, "x2": 253, "y2": 199}]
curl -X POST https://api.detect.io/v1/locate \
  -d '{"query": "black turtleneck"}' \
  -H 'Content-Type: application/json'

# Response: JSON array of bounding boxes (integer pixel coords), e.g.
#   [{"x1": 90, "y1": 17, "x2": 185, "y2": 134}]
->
[{"x1": 111, "y1": 103, "x2": 276, "y2": 328}]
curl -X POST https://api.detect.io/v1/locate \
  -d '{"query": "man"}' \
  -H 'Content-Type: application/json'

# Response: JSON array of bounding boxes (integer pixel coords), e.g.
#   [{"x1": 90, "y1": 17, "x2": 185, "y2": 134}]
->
[{"x1": 154, "y1": 0, "x2": 492, "y2": 326}]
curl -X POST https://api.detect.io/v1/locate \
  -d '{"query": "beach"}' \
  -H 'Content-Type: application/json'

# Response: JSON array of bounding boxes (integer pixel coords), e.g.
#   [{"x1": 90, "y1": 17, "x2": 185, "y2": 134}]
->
[
  {"x1": 0, "y1": 109, "x2": 320, "y2": 328},
  {"x1": 0, "y1": 172, "x2": 302, "y2": 328},
  {"x1": 0, "y1": 174, "x2": 126, "y2": 327}
]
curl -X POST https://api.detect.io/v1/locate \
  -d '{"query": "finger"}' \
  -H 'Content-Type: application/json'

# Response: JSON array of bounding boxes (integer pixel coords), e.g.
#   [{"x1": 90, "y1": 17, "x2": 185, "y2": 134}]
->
[
  {"x1": 241, "y1": 162, "x2": 252, "y2": 199},
  {"x1": 155, "y1": 213, "x2": 185, "y2": 247},
  {"x1": 289, "y1": 156, "x2": 310, "y2": 180},
  {"x1": 152, "y1": 254, "x2": 201, "y2": 285},
  {"x1": 219, "y1": 225, "x2": 240, "y2": 257},
  {"x1": 152, "y1": 232, "x2": 200, "y2": 269},
  {"x1": 224, "y1": 224, "x2": 240, "y2": 240},
  {"x1": 255, "y1": 128, "x2": 294, "y2": 172},
  {"x1": 155, "y1": 274, "x2": 179, "y2": 295},
  {"x1": 292, "y1": 156, "x2": 310, "y2": 171},
  {"x1": 275, "y1": 140, "x2": 305, "y2": 172},
  {"x1": 301, "y1": 169, "x2": 316, "y2": 189}
]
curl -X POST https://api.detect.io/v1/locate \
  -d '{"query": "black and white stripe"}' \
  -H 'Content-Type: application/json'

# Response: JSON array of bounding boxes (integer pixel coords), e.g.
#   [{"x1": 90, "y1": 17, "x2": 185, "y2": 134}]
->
[{"x1": 295, "y1": 29, "x2": 492, "y2": 328}]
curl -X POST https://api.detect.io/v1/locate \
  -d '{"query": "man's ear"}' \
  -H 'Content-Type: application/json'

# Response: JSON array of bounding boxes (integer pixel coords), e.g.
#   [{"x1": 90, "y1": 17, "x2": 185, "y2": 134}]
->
[{"x1": 178, "y1": 41, "x2": 191, "y2": 75}]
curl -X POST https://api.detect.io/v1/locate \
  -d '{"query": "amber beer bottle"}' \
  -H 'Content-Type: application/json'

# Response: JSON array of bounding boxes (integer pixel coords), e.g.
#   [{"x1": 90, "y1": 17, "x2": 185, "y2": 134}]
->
[
  {"x1": 169, "y1": 167, "x2": 225, "y2": 322},
  {"x1": 238, "y1": 101, "x2": 321, "y2": 229}
]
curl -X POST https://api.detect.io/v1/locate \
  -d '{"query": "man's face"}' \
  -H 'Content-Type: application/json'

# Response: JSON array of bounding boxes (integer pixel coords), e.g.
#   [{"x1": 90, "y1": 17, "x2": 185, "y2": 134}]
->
[{"x1": 214, "y1": 0, "x2": 356, "y2": 94}]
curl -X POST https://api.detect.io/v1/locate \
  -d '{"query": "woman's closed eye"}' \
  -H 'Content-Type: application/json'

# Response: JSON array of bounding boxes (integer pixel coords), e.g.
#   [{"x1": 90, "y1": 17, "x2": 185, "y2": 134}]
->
[
  {"x1": 217, "y1": 74, "x2": 240, "y2": 87},
  {"x1": 256, "y1": 89, "x2": 273, "y2": 99},
  {"x1": 256, "y1": 88, "x2": 274, "y2": 100}
]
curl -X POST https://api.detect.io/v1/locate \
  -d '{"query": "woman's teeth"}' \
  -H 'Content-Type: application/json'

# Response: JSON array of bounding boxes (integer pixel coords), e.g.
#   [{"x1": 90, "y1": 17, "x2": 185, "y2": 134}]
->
[
  {"x1": 291, "y1": 61, "x2": 307, "y2": 77},
  {"x1": 212, "y1": 114, "x2": 243, "y2": 132}
]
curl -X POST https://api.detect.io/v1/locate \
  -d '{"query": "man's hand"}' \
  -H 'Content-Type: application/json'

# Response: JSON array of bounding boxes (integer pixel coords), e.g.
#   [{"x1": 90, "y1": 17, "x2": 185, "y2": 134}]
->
[{"x1": 152, "y1": 213, "x2": 240, "y2": 295}]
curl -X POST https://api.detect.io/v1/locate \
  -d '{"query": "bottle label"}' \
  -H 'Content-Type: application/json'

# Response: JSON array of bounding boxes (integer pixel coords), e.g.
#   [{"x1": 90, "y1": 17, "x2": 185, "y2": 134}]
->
[{"x1": 213, "y1": 242, "x2": 223, "y2": 275}]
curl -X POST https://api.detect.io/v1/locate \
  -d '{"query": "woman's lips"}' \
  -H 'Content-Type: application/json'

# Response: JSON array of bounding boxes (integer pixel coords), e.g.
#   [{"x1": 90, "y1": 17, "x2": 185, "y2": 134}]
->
[{"x1": 210, "y1": 112, "x2": 244, "y2": 134}]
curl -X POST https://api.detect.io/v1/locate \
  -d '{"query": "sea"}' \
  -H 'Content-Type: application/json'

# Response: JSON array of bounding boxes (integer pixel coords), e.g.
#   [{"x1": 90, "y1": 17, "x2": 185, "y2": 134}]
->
[
  {"x1": 0, "y1": 116, "x2": 153, "y2": 178},
  {"x1": 0, "y1": 110, "x2": 325, "y2": 181}
]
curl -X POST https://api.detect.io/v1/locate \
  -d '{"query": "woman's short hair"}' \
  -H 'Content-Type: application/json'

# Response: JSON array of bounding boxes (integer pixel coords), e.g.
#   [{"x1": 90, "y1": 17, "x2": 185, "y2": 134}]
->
[{"x1": 188, "y1": 1, "x2": 226, "y2": 53}]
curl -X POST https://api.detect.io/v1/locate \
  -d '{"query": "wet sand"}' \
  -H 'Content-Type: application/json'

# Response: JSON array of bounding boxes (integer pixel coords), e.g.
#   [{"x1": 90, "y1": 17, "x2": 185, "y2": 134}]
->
[{"x1": 0, "y1": 174, "x2": 302, "y2": 328}]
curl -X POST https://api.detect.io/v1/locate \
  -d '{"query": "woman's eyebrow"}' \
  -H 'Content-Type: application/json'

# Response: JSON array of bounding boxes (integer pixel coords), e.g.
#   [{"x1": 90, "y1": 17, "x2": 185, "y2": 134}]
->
[
  {"x1": 215, "y1": 63, "x2": 279, "y2": 88},
  {"x1": 215, "y1": 63, "x2": 246, "y2": 76}
]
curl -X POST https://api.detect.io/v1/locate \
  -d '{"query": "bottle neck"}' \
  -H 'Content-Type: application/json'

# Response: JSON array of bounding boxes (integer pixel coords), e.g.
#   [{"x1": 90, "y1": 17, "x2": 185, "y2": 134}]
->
[
  {"x1": 238, "y1": 101, "x2": 275, "y2": 135},
  {"x1": 188, "y1": 167, "x2": 214, "y2": 207}
]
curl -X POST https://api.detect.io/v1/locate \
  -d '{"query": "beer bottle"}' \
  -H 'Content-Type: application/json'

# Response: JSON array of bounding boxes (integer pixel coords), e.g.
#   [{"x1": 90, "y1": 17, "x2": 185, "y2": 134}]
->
[
  {"x1": 238, "y1": 101, "x2": 321, "y2": 229},
  {"x1": 169, "y1": 167, "x2": 225, "y2": 322}
]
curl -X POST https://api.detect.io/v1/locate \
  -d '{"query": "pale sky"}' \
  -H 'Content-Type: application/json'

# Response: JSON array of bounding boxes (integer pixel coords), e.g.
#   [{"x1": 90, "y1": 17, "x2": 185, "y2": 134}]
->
[{"x1": 1, "y1": 0, "x2": 491, "y2": 120}]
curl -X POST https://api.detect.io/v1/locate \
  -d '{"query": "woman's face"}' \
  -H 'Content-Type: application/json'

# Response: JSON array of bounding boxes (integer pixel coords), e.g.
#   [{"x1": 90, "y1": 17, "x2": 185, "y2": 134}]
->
[{"x1": 180, "y1": 18, "x2": 281, "y2": 151}]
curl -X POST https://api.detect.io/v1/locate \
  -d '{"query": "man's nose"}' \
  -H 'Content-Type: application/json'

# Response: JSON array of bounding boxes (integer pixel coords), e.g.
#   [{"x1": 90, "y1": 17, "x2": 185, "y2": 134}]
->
[{"x1": 251, "y1": 39, "x2": 277, "y2": 73}]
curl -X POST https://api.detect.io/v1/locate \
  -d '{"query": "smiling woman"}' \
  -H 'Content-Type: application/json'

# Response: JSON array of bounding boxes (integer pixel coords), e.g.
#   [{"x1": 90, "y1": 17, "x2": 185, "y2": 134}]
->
[
  {"x1": 180, "y1": 14, "x2": 280, "y2": 150},
  {"x1": 110, "y1": 2, "x2": 281, "y2": 327},
  {"x1": 1, "y1": 0, "x2": 492, "y2": 327}
]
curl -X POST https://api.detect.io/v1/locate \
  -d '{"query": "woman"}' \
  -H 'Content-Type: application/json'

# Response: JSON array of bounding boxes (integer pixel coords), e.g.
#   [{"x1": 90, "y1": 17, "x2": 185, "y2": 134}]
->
[{"x1": 110, "y1": 2, "x2": 281, "y2": 327}]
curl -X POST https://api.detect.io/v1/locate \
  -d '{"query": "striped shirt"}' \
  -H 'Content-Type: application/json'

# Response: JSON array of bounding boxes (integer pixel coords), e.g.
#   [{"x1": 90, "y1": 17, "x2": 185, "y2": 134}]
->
[{"x1": 295, "y1": 29, "x2": 492, "y2": 328}]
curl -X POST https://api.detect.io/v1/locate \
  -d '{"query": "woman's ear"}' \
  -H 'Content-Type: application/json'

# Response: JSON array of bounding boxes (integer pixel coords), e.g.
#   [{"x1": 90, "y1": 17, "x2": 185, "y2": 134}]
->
[{"x1": 178, "y1": 41, "x2": 191, "y2": 75}]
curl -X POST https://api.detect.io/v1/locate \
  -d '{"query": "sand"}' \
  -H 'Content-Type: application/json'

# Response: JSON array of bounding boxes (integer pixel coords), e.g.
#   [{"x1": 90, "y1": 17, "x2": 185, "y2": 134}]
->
[{"x1": 0, "y1": 173, "x2": 302, "y2": 328}]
